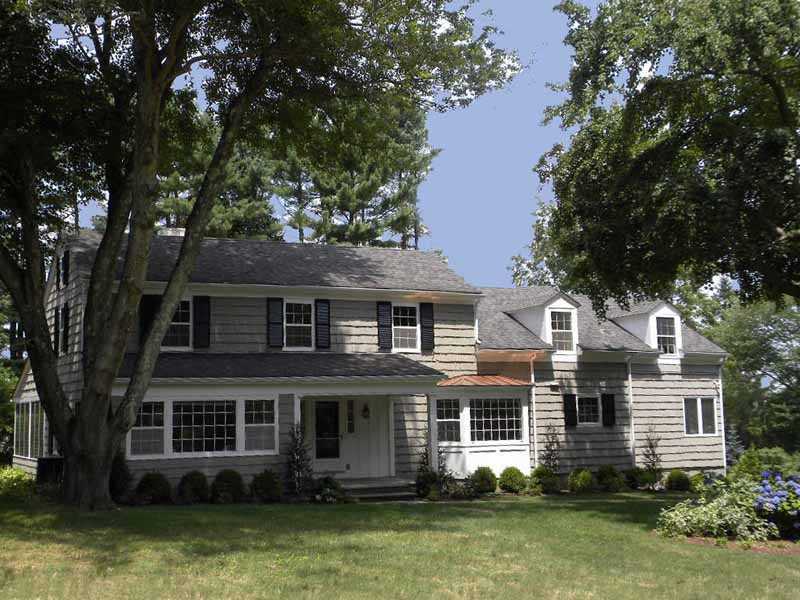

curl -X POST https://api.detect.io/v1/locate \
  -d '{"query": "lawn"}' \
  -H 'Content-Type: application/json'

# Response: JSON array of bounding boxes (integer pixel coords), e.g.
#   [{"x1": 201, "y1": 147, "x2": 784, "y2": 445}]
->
[{"x1": 0, "y1": 493, "x2": 797, "y2": 599}]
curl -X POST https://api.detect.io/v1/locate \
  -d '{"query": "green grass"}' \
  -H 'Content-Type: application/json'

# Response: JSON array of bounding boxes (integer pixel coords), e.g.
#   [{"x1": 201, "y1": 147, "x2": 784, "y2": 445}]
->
[{"x1": 0, "y1": 493, "x2": 797, "y2": 599}]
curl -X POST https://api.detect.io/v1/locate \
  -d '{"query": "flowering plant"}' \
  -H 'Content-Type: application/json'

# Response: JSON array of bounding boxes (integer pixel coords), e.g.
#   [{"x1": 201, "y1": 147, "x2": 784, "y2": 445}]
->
[{"x1": 755, "y1": 471, "x2": 800, "y2": 539}]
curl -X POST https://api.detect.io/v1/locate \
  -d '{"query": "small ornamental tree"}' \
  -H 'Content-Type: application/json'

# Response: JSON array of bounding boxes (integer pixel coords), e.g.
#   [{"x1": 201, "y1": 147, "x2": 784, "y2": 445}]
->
[
  {"x1": 540, "y1": 424, "x2": 562, "y2": 473},
  {"x1": 642, "y1": 426, "x2": 663, "y2": 490},
  {"x1": 286, "y1": 425, "x2": 313, "y2": 497}
]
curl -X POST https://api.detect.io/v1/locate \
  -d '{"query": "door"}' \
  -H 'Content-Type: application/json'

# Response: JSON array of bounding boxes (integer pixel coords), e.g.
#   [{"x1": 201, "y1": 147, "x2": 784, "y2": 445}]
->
[
  {"x1": 314, "y1": 400, "x2": 342, "y2": 471},
  {"x1": 341, "y1": 397, "x2": 392, "y2": 478}
]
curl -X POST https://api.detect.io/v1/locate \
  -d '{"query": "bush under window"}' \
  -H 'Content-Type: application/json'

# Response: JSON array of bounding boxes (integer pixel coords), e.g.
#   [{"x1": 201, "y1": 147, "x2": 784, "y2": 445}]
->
[
  {"x1": 211, "y1": 469, "x2": 245, "y2": 504},
  {"x1": 177, "y1": 470, "x2": 209, "y2": 504},
  {"x1": 665, "y1": 469, "x2": 691, "y2": 491},
  {"x1": 568, "y1": 468, "x2": 595, "y2": 493},
  {"x1": 498, "y1": 467, "x2": 527, "y2": 494},
  {"x1": 596, "y1": 465, "x2": 625, "y2": 492},
  {"x1": 252, "y1": 469, "x2": 282, "y2": 503},
  {"x1": 135, "y1": 472, "x2": 172, "y2": 504},
  {"x1": 470, "y1": 467, "x2": 497, "y2": 495},
  {"x1": 530, "y1": 465, "x2": 560, "y2": 494}
]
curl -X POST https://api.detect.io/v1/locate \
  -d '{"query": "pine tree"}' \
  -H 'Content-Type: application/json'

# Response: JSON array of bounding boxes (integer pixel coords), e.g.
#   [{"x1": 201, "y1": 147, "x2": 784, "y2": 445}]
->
[
  {"x1": 271, "y1": 147, "x2": 319, "y2": 243},
  {"x1": 540, "y1": 424, "x2": 562, "y2": 473},
  {"x1": 725, "y1": 423, "x2": 746, "y2": 467},
  {"x1": 642, "y1": 426, "x2": 663, "y2": 490},
  {"x1": 285, "y1": 425, "x2": 313, "y2": 496}
]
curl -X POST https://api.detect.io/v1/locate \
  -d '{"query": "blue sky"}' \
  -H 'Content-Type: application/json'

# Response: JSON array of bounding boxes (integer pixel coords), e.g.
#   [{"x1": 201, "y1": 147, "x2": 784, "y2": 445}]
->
[{"x1": 80, "y1": 2, "x2": 588, "y2": 288}]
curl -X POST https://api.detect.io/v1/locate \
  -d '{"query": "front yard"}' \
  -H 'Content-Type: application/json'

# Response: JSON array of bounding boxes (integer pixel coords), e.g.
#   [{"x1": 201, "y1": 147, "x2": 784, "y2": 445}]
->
[{"x1": 0, "y1": 493, "x2": 797, "y2": 599}]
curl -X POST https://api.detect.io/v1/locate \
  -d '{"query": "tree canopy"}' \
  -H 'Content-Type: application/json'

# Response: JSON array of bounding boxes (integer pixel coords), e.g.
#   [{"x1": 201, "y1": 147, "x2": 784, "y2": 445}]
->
[
  {"x1": 0, "y1": 1, "x2": 517, "y2": 508},
  {"x1": 531, "y1": 0, "x2": 800, "y2": 310}
]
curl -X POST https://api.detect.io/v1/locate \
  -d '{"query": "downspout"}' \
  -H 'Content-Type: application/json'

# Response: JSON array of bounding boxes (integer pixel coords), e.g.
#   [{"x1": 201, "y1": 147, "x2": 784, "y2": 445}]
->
[
  {"x1": 626, "y1": 356, "x2": 637, "y2": 467},
  {"x1": 717, "y1": 360, "x2": 727, "y2": 475},
  {"x1": 530, "y1": 354, "x2": 538, "y2": 468}
]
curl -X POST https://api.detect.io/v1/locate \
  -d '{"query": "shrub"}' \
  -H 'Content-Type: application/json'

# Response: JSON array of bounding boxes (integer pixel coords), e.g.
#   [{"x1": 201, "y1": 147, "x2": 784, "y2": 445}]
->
[
  {"x1": 251, "y1": 469, "x2": 282, "y2": 503},
  {"x1": 135, "y1": 472, "x2": 171, "y2": 504},
  {"x1": 568, "y1": 468, "x2": 595, "y2": 493},
  {"x1": 657, "y1": 478, "x2": 778, "y2": 542},
  {"x1": 498, "y1": 467, "x2": 527, "y2": 494},
  {"x1": 690, "y1": 473, "x2": 706, "y2": 494},
  {"x1": 470, "y1": 467, "x2": 497, "y2": 495},
  {"x1": 109, "y1": 452, "x2": 132, "y2": 503},
  {"x1": 0, "y1": 466, "x2": 34, "y2": 501},
  {"x1": 426, "y1": 488, "x2": 440, "y2": 502},
  {"x1": 177, "y1": 471, "x2": 209, "y2": 504},
  {"x1": 211, "y1": 469, "x2": 245, "y2": 504},
  {"x1": 530, "y1": 465, "x2": 560, "y2": 494},
  {"x1": 539, "y1": 424, "x2": 561, "y2": 472},
  {"x1": 624, "y1": 467, "x2": 645, "y2": 490},
  {"x1": 314, "y1": 476, "x2": 345, "y2": 504},
  {"x1": 416, "y1": 468, "x2": 439, "y2": 498},
  {"x1": 730, "y1": 448, "x2": 799, "y2": 482},
  {"x1": 642, "y1": 426, "x2": 662, "y2": 489},
  {"x1": 665, "y1": 469, "x2": 691, "y2": 491},
  {"x1": 755, "y1": 472, "x2": 800, "y2": 539},
  {"x1": 596, "y1": 465, "x2": 625, "y2": 492},
  {"x1": 285, "y1": 425, "x2": 314, "y2": 496},
  {"x1": 447, "y1": 479, "x2": 478, "y2": 500}
]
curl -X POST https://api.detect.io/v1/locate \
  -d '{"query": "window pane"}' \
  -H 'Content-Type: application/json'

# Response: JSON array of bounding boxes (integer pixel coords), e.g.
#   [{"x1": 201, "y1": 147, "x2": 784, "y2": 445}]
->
[
  {"x1": 577, "y1": 397, "x2": 600, "y2": 424},
  {"x1": 172, "y1": 401, "x2": 236, "y2": 453},
  {"x1": 469, "y1": 398, "x2": 522, "y2": 442},
  {"x1": 245, "y1": 425, "x2": 275, "y2": 451},
  {"x1": 657, "y1": 317, "x2": 676, "y2": 354},
  {"x1": 701, "y1": 398, "x2": 716, "y2": 434},
  {"x1": 551, "y1": 311, "x2": 574, "y2": 351},
  {"x1": 173, "y1": 300, "x2": 191, "y2": 323},
  {"x1": 131, "y1": 429, "x2": 164, "y2": 455},
  {"x1": 436, "y1": 399, "x2": 461, "y2": 442},
  {"x1": 393, "y1": 327, "x2": 417, "y2": 350},
  {"x1": 285, "y1": 303, "x2": 312, "y2": 347},
  {"x1": 552, "y1": 331, "x2": 573, "y2": 352},
  {"x1": 656, "y1": 317, "x2": 675, "y2": 336},
  {"x1": 245, "y1": 399, "x2": 275, "y2": 425},
  {"x1": 393, "y1": 306, "x2": 417, "y2": 327},
  {"x1": 286, "y1": 325, "x2": 312, "y2": 347},
  {"x1": 684, "y1": 398, "x2": 699, "y2": 435},
  {"x1": 163, "y1": 323, "x2": 190, "y2": 347}
]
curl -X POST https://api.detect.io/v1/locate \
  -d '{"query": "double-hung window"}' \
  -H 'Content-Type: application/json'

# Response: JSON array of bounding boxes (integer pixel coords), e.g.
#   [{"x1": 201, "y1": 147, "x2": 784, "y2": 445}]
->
[
  {"x1": 577, "y1": 396, "x2": 601, "y2": 425},
  {"x1": 436, "y1": 399, "x2": 461, "y2": 442},
  {"x1": 244, "y1": 399, "x2": 277, "y2": 451},
  {"x1": 392, "y1": 304, "x2": 419, "y2": 351},
  {"x1": 684, "y1": 397, "x2": 717, "y2": 435},
  {"x1": 469, "y1": 398, "x2": 522, "y2": 442},
  {"x1": 13, "y1": 402, "x2": 45, "y2": 459},
  {"x1": 656, "y1": 317, "x2": 677, "y2": 355},
  {"x1": 163, "y1": 300, "x2": 191, "y2": 348},
  {"x1": 130, "y1": 402, "x2": 165, "y2": 456},
  {"x1": 285, "y1": 301, "x2": 313, "y2": 348},
  {"x1": 550, "y1": 311, "x2": 574, "y2": 352}
]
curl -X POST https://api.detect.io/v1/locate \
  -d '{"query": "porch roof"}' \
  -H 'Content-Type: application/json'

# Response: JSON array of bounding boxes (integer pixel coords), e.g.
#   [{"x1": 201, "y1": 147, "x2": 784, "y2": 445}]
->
[
  {"x1": 437, "y1": 374, "x2": 531, "y2": 387},
  {"x1": 118, "y1": 352, "x2": 444, "y2": 381}
]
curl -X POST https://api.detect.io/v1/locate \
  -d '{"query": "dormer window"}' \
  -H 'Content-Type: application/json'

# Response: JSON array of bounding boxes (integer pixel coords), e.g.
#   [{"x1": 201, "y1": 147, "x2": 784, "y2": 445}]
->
[
  {"x1": 656, "y1": 317, "x2": 677, "y2": 354},
  {"x1": 550, "y1": 311, "x2": 574, "y2": 352}
]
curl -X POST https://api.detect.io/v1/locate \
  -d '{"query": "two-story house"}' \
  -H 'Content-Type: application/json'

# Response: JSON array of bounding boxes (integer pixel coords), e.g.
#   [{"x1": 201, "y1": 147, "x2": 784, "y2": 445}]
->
[{"x1": 12, "y1": 231, "x2": 727, "y2": 495}]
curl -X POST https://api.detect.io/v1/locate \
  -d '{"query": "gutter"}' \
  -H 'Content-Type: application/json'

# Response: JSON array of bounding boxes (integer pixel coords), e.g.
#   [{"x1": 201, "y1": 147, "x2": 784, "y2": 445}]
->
[{"x1": 114, "y1": 374, "x2": 445, "y2": 386}]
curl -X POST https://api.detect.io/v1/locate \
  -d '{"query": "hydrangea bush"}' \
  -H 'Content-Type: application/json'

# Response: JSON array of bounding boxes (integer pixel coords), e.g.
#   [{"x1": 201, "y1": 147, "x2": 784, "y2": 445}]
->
[{"x1": 755, "y1": 471, "x2": 800, "y2": 539}]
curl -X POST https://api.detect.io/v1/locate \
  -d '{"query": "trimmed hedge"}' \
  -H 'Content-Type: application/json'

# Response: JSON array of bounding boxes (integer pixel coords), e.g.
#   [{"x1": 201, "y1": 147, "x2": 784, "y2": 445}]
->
[
  {"x1": 135, "y1": 472, "x2": 171, "y2": 504},
  {"x1": 178, "y1": 471, "x2": 209, "y2": 503},
  {"x1": 211, "y1": 469, "x2": 245, "y2": 504},
  {"x1": 596, "y1": 465, "x2": 625, "y2": 492},
  {"x1": 665, "y1": 469, "x2": 691, "y2": 491},
  {"x1": 470, "y1": 467, "x2": 497, "y2": 495},
  {"x1": 568, "y1": 468, "x2": 595, "y2": 494},
  {"x1": 251, "y1": 469, "x2": 282, "y2": 503},
  {"x1": 530, "y1": 465, "x2": 560, "y2": 494},
  {"x1": 499, "y1": 467, "x2": 527, "y2": 494}
]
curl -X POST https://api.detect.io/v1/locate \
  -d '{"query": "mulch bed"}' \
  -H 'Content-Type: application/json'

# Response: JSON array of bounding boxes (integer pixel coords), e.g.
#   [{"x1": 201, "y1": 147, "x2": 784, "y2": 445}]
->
[{"x1": 683, "y1": 535, "x2": 800, "y2": 556}]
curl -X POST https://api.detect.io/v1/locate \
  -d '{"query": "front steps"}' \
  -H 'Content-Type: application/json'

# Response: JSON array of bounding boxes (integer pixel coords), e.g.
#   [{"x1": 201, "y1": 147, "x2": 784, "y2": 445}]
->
[{"x1": 339, "y1": 477, "x2": 417, "y2": 501}]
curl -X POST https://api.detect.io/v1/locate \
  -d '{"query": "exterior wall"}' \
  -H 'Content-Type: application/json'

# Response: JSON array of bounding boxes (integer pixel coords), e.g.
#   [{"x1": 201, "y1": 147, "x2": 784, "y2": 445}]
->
[
  {"x1": 532, "y1": 361, "x2": 632, "y2": 473},
  {"x1": 393, "y1": 395, "x2": 428, "y2": 478},
  {"x1": 127, "y1": 393, "x2": 295, "y2": 488},
  {"x1": 631, "y1": 362, "x2": 724, "y2": 471}
]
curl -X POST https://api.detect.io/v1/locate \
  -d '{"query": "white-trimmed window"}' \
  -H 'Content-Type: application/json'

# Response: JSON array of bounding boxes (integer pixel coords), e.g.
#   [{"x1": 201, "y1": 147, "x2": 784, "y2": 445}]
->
[
  {"x1": 162, "y1": 300, "x2": 191, "y2": 348},
  {"x1": 436, "y1": 399, "x2": 461, "y2": 442},
  {"x1": 392, "y1": 304, "x2": 419, "y2": 351},
  {"x1": 13, "y1": 402, "x2": 46, "y2": 459},
  {"x1": 656, "y1": 317, "x2": 677, "y2": 355},
  {"x1": 285, "y1": 301, "x2": 313, "y2": 349},
  {"x1": 172, "y1": 400, "x2": 236, "y2": 453},
  {"x1": 577, "y1": 396, "x2": 601, "y2": 425},
  {"x1": 130, "y1": 402, "x2": 165, "y2": 456},
  {"x1": 469, "y1": 398, "x2": 522, "y2": 442},
  {"x1": 550, "y1": 311, "x2": 575, "y2": 352},
  {"x1": 244, "y1": 399, "x2": 277, "y2": 451},
  {"x1": 684, "y1": 397, "x2": 717, "y2": 435}
]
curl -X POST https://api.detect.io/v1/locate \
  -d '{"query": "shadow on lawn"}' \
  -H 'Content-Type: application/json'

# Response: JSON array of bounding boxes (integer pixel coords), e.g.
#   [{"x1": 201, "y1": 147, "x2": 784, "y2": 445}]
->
[{"x1": 0, "y1": 493, "x2": 685, "y2": 573}]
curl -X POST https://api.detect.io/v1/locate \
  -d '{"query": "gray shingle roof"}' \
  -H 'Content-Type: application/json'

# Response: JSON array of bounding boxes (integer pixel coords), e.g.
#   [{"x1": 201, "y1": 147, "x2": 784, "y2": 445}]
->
[
  {"x1": 117, "y1": 352, "x2": 444, "y2": 380},
  {"x1": 478, "y1": 286, "x2": 724, "y2": 354},
  {"x1": 72, "y1": 230, "x2": 479, "y2": 295}
]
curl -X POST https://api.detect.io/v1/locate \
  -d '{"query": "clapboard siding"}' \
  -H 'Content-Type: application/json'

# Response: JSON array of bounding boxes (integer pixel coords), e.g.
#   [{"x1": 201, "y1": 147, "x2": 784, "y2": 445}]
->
[
  {"x1": 127, "y1": 393, "x2": 294, "y2": 488},
  {"x1": 210, "y1": 297, "x2": 267, "y2": 352},
  {"x1": 393, "y1": 395, "x2": 428, "y2": 477},
  {"x1": 531, "y1": 361, "x2": 633, "y2": 473},
  {"x1": 631, "y1": 363, "x2": 724, "y2": 471}
]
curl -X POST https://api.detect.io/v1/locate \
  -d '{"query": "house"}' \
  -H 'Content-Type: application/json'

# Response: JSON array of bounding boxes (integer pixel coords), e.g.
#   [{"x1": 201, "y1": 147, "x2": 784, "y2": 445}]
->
[{"x1": 12, "y1": 231, "x2": 728, "y2": 495}]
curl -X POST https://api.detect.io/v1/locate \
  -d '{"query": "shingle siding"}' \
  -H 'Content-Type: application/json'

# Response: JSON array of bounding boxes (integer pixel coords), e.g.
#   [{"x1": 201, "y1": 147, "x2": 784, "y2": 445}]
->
[{"x1": 393, "y1": 395, "x2": 428, "y2": 477}]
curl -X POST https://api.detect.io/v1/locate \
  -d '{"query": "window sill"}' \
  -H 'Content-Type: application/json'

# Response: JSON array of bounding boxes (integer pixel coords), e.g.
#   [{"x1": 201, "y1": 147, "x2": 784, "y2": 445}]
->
[
  {"x1": 283, "y1": 346, "x2": 315, "y2": 352},
  {"x1": 575, "y1": 423, "x2": 603, "y2": 429},
  {"x1": 391, "y1": 348, "x2": 421, "y2": 355},
  {"x1": 127, "y1": 449, "x2": 279, "y2": 460},
  {"x1": 684, "y1": 433, "x2": 719, "y2": 438},
  {"x1": 160, "y1": 347, "x2": 192, "y2": 353}
]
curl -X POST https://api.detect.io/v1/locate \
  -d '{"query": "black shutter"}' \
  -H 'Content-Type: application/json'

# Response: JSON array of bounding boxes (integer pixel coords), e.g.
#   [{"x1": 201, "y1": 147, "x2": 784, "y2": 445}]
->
[
  {"x1": 61, "y1": 251, "x2": 70, "y2": 287},
  {"x1": 138, "y1": 294, "x2": 161, "y2": 344},
  {"x1": 9, "y1": 321, "x2": 20, "y2": 360},
  {"x1": 61, "y1": 303, "x2": 70, "y2": 354},
  {"x1": 267, "y1": 297, "x2": 284, "y2": 348},
  {"x1": 420, "y1": 302, "x2": 435, "y2": 352},
  {"x1": 193, "y1": 296, "x2": 211, "y2": 349},
  {"x1": 53, "y1": 307, "x2": 60, "y2": 356},
  {"x1": 315, "y1": 299, "x2": 331, "y2": 349},
  {"x1": 602, "y1": 393, "x2": 616, "y2": 427},
  {"x1": 377, "y1": 301, "x2": 392, "y2": 351},
  {"x1": 563, "y1": 394, "x2": 577, "y2": 428},
  {"x1": 55, "y1": 257, "x2": 61, "y2": 289}
]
